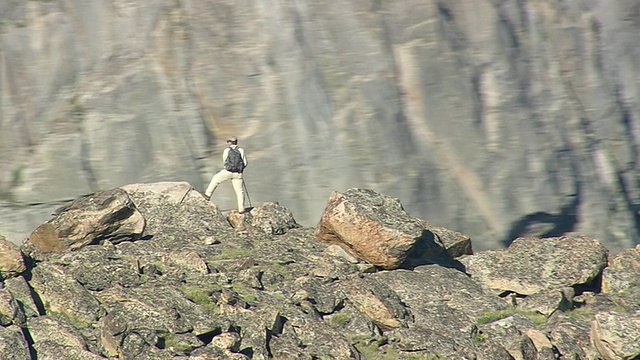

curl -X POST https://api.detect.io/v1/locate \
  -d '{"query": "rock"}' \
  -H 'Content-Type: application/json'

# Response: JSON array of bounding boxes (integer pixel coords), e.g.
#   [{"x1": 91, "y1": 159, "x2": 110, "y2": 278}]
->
[
  {"x1": 517, "y1": 287, "x2": 574, "y2": 317},
  {"x1": 28, "y1": 316, "x2": 87, "y2": 350},
  {"x1": 460, "y1": 235, "x2": 609, "y2": 295},
  {"x1": 0, "y1": 235, "x2": 26, "y2": 279},
  {"x1": 0, "y1": 325, "x2": 30, "y2": 360},
  {"x1": 0, "y1": 288, "x2": 25, "y2": 326},
  {"x1": 229, "y1": 202, "x2": 300, "y2": 235},
  {"x1": 210, "y1": 332, "x2": 241, "y2": 351},
  {"x1": 601, "y1": 245, "x2": 640, "y2": 311},
  {"x1": 29, "y1": 262, "x2": 106, "y2": 329},
  {"x1": 3, "y1": 275, "x2": 40, "y2": 318},
  {"x1": 316, "y1": 188, "x2": 442, "y2": 269},
  {"x1": 543, "y1": 313, "x2": 598, "y2": 360},
  {"x1": 342, "y1": 276, "x2": 412, "y2": 331},
  {"x1": 121, "y1": 182, "x2": 230, "y2": 243},
  {"x1": 591, "y1": 311, "x2": 640, "y2": 360},
  {"x1": 22, "y1": 188, "x2": 145, "y2": 260}
]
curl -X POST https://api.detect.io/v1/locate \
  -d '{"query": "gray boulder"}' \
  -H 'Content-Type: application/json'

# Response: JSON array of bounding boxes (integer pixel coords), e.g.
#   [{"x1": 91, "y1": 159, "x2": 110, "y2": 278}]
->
[{"x1": 460, "y1": 235, "x2": 609, "y2": 295}]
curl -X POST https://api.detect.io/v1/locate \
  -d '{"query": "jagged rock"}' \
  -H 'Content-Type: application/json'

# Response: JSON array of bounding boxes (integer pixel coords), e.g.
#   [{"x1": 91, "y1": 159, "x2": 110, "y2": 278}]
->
[
  {"x1": 342, "y1": 276, "x2": 412, "y2": 330},
  {"x1": 460, "y1": 235, "x2": 609, "y2": 295},
  {"x1": 29, "y1": 262, "x2": 106, "y2": 329},
  {"x1": 229, "y1": 202, "x2": 301, "y2": 235},
  {"x1": 315, "y1": 188, "x2": 444, "y2": 269},
  {"x1": 601, "y1": 245, "x2": 640, "y2": 311},
  {"x1": 0, "y1": 235, "x2": 26, "y2": 279},
  {"x1": 22, "y1": 188, "x2": 145, "y2": 260},
  {"x1": 517, "y1": 287, "x2": 574, "y2": 317},
  {"x1": 3, "y1": 275, "x2": 40, "y2": 318},
  {"x1": 33, "y1": 341, "x2": 105, "y2": 360},
  {"x1": 373, "y1": 264, "x2": 511, "y2": 357},
  {"x1": 591, "y1": 311, "x2": 640, "y2": 360},
  {"x1": 0, "y1": 324, "x2": 30, "y2": 360},
  {"x1": 477, "y1": 313, "x2": 540, "y2": 360},
  {"x1": 0, "y1": 288, "x2": 25, "y2": 326},
  {"x1": 28, "y1": 316, "x2": 87, "y2": 350},
  {"x1": 543, "y1": 313, "x2": 598, "y2": 360}
]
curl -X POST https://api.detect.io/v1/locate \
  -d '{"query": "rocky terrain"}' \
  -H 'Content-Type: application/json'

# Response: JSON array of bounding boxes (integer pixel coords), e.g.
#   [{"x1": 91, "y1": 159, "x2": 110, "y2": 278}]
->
[
  {"x1": 1, "y1": 0, "x2": 640, "y2": 253},
  {"x1": 1, "y1": 182, "x2": 639, "y2": 359}
]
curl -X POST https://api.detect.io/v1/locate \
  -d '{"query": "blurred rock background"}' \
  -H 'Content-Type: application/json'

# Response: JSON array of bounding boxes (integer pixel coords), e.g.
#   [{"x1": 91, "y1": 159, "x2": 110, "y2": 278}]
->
[{"x1": 1, "y1": 0, "x2": 639, "y2": 252}]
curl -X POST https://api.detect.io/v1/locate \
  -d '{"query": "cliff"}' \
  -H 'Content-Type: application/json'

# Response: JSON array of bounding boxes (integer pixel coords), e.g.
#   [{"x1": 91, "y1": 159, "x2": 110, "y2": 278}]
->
[
  {"x1": 1, "y1": 0, "x2": 640, "y2": 252},
  {"x1": 0, "y1": 182, "x2": 639, "y2": 359}
]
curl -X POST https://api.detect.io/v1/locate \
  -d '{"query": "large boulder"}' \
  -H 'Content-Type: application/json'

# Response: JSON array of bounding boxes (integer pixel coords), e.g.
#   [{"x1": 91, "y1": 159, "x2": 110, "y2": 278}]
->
[
  {"x1": 460, "y1": 235, "x2": 609, "y2": 295},
  {"x1": 316, "y1": 188, "x2": 459, "y2": 269},
  {"x1": 0, "y1": 235, "x2": 26, "y2": 279},
  {"x1": 22, "y1": 188, "x2": 145, "y2": 260}
]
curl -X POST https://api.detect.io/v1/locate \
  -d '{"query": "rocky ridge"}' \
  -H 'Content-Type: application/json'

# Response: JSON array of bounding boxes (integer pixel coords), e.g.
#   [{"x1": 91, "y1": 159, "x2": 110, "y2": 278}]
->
[{"x1": 0, "y1": 182, "x2": 639, "y2": 359}]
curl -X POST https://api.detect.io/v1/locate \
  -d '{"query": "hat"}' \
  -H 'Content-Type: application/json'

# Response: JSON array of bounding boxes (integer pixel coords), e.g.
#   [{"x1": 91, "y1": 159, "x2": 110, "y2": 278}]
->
[{"x1": 227, "y1": 136, "x2": 238, "y2": 142}]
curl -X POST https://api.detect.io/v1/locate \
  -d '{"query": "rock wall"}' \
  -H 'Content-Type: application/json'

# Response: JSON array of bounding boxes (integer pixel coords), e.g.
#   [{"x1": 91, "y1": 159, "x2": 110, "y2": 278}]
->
[{"x1": 1, "y1": 0, "x2": 639, "y2": 251}]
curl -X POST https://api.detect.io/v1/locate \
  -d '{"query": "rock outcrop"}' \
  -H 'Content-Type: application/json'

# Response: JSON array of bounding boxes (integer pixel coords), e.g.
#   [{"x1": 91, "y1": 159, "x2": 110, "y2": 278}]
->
[{"x1": 0, "y1": 182, "x2": 639, "y2": 359}]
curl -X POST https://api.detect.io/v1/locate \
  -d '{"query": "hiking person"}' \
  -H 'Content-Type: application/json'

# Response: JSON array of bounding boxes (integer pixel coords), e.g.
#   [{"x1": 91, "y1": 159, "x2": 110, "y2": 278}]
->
[{"x1": 204, "y1": 136, "x2": 248, "y2": 212}]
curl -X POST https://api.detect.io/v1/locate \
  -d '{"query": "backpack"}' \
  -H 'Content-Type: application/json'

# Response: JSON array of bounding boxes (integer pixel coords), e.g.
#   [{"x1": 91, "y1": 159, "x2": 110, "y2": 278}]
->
[{"x1": 225, "y1": 147, "x2": 245, "y2": 173}]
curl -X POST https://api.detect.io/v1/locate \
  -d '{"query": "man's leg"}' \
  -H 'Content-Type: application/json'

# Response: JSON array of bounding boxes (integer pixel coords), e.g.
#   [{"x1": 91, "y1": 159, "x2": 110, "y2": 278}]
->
[
  {"x1": 205, "y1": 170, "x2": 230, "y2": 198},
  {"x1": 231, "y1": 176, "x2": 245, "y2": 212}
]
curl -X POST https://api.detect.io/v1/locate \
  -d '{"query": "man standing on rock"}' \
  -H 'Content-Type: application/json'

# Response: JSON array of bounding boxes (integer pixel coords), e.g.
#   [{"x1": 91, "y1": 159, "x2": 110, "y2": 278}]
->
[{"x1": 204, "y1": 136, "x2": 248, "y2": 213}]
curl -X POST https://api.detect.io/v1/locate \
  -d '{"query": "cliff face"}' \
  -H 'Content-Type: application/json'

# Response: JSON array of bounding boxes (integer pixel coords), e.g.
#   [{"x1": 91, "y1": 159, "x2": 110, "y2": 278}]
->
[{"x1": 1, "y1": 0, "x2": 639, "y2": 251}]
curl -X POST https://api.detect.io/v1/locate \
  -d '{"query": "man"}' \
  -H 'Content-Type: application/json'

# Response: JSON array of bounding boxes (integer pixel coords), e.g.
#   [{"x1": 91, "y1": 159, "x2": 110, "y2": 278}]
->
[{"x1": 204, "y1": 136, "x2": 248, "y2": 212}]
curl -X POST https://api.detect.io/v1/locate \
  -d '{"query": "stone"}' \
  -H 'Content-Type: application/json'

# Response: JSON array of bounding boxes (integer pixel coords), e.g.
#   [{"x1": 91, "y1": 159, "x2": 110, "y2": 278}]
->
[
  {"x1": 0, "y1": 235, "x2": 26, "y2": 279},
  {"x1": 0, "y1": 325, "x2": 30, "y2": 360},
  {"x1": 22, "y1": 188, "x2": 145, "y2": 260},
  {"x1": 315, "y1": 188, "x2": 441, "y2": 269},
  {"x1": 460, "y1": 235, "x2": 609, "y2": 295},
  {"x1": 230, "y1": 202, "x2": 301, "y2": 235},
  {"x1": 591, "y1": 311, "x2": 640, "y2": 360},
  {"x1": 517, "y1": 287, "x2": 574, "y2": 316}
]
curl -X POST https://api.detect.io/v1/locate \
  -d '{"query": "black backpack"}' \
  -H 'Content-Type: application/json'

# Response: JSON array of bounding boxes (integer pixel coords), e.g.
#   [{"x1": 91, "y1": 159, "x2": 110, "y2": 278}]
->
[{"x1": 225, "y1": 147, "x2": 245, "y2": 173}]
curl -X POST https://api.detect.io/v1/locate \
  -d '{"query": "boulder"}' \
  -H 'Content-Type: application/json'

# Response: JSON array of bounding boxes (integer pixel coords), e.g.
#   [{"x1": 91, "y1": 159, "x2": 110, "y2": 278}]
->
[
  {"x1": 591, "y1": 311, "x2": 640, "y2": 360},
  {"x1": 228, "y1": 202, "x2": 300, "y2": 235},
  {"x1": 315, "y1": 188, "x2": 442, "y2": 269},
  {"x1": 460, "y1": 235, "x2": 609, "y2": 295},
  {"x1": 0, "y1": 235, "x2": 26, "y2": 279},
  {"x1": 22, "y1": 188, "x2": 145, "y2": 260}
]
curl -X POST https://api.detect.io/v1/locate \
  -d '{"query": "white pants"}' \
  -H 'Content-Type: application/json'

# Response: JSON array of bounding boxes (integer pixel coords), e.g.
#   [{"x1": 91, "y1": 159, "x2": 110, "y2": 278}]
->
[{"x1": 205, "y1": 170, "x2": 245, "y2": 211}]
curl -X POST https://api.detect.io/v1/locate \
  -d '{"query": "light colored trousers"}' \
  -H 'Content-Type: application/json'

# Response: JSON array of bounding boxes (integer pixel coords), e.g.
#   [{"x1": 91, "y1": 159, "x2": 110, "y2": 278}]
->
[{"x1": 205, "y1": 170, "x2": 245, "y2": 211}]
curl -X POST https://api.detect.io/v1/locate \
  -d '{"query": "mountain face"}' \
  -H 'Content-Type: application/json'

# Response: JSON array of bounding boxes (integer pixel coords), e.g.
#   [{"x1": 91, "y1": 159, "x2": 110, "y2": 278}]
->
[
  {"x1": 1, "y1": 183, "x2": 639, "y2": 359},
  {"x1": 1, "y1": 0, "x2": 639, "y2": 252}
]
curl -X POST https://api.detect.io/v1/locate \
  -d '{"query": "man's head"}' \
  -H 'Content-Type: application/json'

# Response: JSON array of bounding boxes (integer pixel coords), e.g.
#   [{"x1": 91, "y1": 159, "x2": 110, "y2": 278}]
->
[{"x1": 227, "y1": 136, "x2": 238, "y2": 145}]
